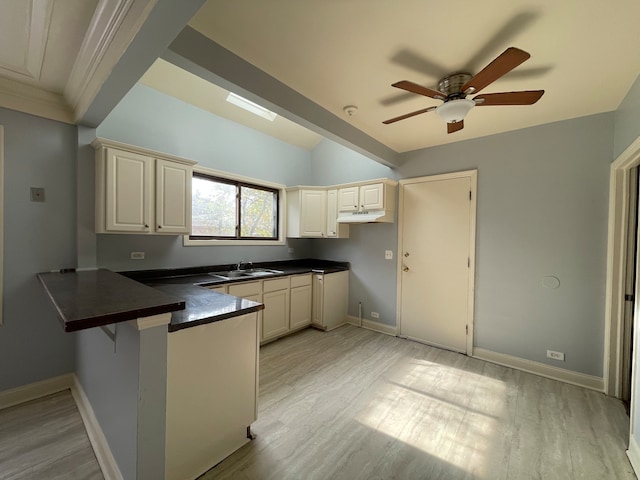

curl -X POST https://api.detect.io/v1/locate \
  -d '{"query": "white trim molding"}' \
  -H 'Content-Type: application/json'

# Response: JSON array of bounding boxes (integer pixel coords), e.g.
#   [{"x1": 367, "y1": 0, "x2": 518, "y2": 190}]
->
[
  {"x1": 473, "y1": 347, "x2": 604, "y2": 392},
  {"x1": 65, "y1": 0, "x2": 158, "y2": 122},
  {"x1": 604, "y1": 135, "x2": 640, "y2": 397},
  {"x1": 0, "y1": 373, "x2": 73, "y2": 410},
  {"x1": 0, "y1": 76, "x2": 73, "y2": 123},
  {"x1": 129, "y1": 312, "x2": 171, "y2": 331},
  {"x1": 347, "y1": 315, "x2": 397, "y2": 336},
  {"x1": 627, "y1": 434, "x2": 640, "y2": 477},
  {"x1": 71, "y1": 375, "x2": 123, "y2": 480}
]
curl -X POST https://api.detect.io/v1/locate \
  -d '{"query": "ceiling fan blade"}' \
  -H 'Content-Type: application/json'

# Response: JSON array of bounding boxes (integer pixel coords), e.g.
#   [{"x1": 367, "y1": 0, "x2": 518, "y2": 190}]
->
[
  {"x1": 382, "y1": 106, "x2": 437, "y2": 124},
  {"x1": 474, "y1": 90, "x2": 544, "y2": 106},
  {"x1": 462, "y1": 47, "x2": 531, "y2": 94},
  {"x1": 391, "y1": 80, "x2": 446, "y2": 100},
  {"x1": 447, "y1": 120, "x2": 464, "y2": 134}
]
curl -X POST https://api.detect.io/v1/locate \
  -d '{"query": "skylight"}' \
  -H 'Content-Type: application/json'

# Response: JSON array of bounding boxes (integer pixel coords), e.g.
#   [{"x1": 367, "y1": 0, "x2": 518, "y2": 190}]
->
[{"x1": 226, "y1": 92, "x2": 277, "y2": 121}]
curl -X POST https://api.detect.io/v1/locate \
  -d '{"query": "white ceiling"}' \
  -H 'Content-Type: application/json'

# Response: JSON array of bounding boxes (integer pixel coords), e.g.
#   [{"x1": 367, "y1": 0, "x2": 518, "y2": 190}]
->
[
  {"x1": 0, "y1": 1, "x2": 639, "y2": 158},
  {"x1": 186, "y1": 0, "x2": 640, "y2": 153}
]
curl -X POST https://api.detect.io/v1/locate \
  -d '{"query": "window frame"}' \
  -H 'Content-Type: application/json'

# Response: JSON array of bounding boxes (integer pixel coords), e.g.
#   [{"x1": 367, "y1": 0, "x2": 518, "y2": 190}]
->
[{"x1": 184, "y1": 165, "x2": 286, "y2": 246}]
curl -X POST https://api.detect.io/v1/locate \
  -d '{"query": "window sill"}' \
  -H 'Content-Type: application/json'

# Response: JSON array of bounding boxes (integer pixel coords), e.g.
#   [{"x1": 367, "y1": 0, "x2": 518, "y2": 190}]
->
[{"x1": 182, "y1": 236, "x2": 286, "y2": 247}]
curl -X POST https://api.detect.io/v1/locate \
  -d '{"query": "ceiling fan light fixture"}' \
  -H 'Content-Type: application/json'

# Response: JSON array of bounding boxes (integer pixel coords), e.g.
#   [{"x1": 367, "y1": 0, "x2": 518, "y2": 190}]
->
[{"x1": 435, "y1": 99, "x2": 475, "y2": 123}]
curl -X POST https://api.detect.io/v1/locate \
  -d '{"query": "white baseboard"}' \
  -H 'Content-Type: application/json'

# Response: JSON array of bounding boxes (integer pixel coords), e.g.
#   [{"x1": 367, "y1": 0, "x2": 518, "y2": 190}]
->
[
  {"x1": 347, "y1": 315, "x2": 397, "y2": 336},
  {"x1": 627, "y1": 434, "x2": 640, "y2": 477},
  {"x1": 71, "y1": 375, "x2": 123, "y2": 480},
  {"x1": 0, "y1": 373, "x2": 73, "y2": 410},
  {"x1": 473, "y1": 347, "x2": 605, "y2": 392}
]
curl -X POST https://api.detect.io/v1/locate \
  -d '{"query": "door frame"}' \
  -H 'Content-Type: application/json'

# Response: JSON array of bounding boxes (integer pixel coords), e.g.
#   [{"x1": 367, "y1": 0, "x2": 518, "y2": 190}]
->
[
  {"x1": 605, "y1": 135, "x2": 640, "y2": 397},
  {"x1": 396, "y1": 169, "x2": 478, "y2": 354}
]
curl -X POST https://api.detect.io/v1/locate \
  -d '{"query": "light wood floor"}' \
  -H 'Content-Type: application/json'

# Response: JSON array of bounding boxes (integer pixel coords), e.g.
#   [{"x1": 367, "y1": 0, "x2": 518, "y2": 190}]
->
[
  {"x1": 0, "y1": 390, "x2": 103, "y2": 480},
  {"x1": 202, "y1": 325, "x2": 635, "y2": 480},
  {"x1": 0, "y1": 325, "x2": 634, "y2": 480}
]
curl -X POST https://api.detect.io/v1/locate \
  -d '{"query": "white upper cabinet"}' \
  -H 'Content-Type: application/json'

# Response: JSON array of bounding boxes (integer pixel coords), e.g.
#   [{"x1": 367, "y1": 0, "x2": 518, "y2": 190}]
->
[
  {"x1": 286, "y1": 188, "x2": 327, "y2": 238},
  {"x1": 94, "y1": 139, "x2": 196, "y2": 235},
  {"x1": 338, "y1": 183, "x2": 386, "y2": 212},
  {"x1": 156, "y1": 159, "x2": 192, "y2": 234},
  {"x1": 326, "y1": 189, "x2": 349, "y2": 238},
  {"x1": 104, "y1": 148, "x2": 152, "y2": 232}
]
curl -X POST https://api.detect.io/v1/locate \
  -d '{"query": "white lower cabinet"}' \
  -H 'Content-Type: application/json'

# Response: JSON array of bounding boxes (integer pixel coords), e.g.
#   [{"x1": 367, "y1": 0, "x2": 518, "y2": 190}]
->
[
  {"x1": 211, "y1": 273, "x2": 314, "y2": 343},
  {"x1": 289, "y1": 274, "x2": 312, "y2": 330},
  {"x1": 312, "y1": 271, "x2": 349, "y2": 330},
  {"x1": 262, "y1": 277, "x2": 290, "y2": 341}
]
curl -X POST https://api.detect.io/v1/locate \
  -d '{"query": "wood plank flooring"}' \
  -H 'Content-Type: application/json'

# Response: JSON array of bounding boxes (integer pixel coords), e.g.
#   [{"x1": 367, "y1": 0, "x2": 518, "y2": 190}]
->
[
  {"x1": 201, "y1": 325, "x2": 635, "y2": 480},
  {"x1": 0, "y1": 390, "x2": 103, "y2": 480},
  {"x1": 0, "y1": 325, "x2": 634, "y2": 479}
]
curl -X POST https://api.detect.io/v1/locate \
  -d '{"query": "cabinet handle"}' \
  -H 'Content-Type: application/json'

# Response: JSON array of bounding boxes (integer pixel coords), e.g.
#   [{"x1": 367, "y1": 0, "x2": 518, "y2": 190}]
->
[
  {"x1": 353, "y1": 205, "x2": 357, "y2": 208},
  {"x1": 361, "y1": 205, "x2": 364, "y2": 208},
  {"x1": 144, "y1": 224, "x2": 149, "y2": 228},
  {"x1": 157, "y1": 225, "x2": 162, "y2": 229}
]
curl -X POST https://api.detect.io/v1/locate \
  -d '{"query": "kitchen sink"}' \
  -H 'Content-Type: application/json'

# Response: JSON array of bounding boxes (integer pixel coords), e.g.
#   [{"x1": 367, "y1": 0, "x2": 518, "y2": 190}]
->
[{"x1": 208, "y1": 268, "x2": 284, "y2": 280}]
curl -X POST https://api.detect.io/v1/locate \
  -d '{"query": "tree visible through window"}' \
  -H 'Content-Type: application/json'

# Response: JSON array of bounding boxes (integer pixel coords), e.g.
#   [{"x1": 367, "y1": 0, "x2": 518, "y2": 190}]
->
[{"x1": 191, "y1": 173, "x2": 278, "y2": 240}]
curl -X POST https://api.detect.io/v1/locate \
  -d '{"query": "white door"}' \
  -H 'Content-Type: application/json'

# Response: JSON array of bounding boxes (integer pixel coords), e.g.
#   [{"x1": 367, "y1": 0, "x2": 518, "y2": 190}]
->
[{"x1": 399, "y1": 171, "x2": 476, "y2": 353}]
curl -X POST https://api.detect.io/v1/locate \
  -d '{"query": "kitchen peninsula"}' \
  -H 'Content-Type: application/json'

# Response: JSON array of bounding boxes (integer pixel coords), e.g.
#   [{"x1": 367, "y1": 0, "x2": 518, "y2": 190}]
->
[{"x1": 37, "y1": 259, "x2": 349, "y2": 480}]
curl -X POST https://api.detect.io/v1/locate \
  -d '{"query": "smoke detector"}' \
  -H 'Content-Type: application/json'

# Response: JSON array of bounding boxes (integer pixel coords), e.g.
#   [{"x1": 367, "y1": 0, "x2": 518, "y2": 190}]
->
[{"x1": 343, "y1": 105, "x2": 358, "y2": 116}]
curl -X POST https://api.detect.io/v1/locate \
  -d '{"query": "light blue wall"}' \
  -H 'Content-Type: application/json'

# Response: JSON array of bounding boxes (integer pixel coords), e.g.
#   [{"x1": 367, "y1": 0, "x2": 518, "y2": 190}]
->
[
  {"x1": 95, "y1": 84, "x2": 313, "y2": 271},
  {"x1": 615, "y1": 73, "x2": 640, "y2": 158},
  {"x1": 614, "y1": 71, "x2": 640, "y2": 451},
  {"x1": 312, "y1": 114, "x2": 613, "y2": 378},
  {"x1": 0, "y1": 108, "x2": 77, "y2": 391}
]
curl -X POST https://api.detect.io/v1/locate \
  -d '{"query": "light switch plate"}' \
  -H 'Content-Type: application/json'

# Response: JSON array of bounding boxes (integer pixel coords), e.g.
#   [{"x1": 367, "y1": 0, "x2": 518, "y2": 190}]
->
[{"x1": 385, "y1": 250, "x2": 393, "y2": 260}]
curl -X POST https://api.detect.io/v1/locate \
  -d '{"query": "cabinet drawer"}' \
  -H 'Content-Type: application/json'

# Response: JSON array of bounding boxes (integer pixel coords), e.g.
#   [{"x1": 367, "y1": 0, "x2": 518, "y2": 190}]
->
[
  {"x1": 290, "y1": 274, "x2": 312, "y2": 288},
  {"x1": 263, "y1": 277, "x2": 290, "y2": 293},
  {"x1": 228, "y1": 281, "x2": 261, "y2": 297}
]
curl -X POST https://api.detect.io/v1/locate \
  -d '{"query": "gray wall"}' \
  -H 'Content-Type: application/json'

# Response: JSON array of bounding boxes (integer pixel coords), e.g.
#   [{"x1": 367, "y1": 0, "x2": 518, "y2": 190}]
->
[
  {"x1": 311, "y1": 114, "x2": 613, "y2": 378},
  {"x1": 309, "y1": 139, "x2": 399, "y2": 324},
  {"x1": 615, "y1": 73, "x2": 640, "y2": 158},
  {"x1": 95, "y1": 84, "x2": 313, "y2": 271},
  {"x1": 0, "y1": 108, "x2": 77, "y2": 391},
  {"x1": 614, "y1": 72, "x2": 640, "y2": 449}
]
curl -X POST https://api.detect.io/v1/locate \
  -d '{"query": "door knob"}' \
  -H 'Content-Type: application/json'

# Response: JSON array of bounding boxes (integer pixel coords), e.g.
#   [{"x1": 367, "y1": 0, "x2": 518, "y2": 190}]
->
[
  {"x1": 404, "y1": 252, "x2": 410, "y2": 257},
  {"x1": 403, "y1": 265, "x2": 410, "y2": 272}
]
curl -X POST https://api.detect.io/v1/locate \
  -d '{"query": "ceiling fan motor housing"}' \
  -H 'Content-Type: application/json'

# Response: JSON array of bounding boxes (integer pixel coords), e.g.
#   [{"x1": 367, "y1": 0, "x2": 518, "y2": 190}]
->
[{"x1": 438, "y1": 73, "x2": 473, "y2": 99}]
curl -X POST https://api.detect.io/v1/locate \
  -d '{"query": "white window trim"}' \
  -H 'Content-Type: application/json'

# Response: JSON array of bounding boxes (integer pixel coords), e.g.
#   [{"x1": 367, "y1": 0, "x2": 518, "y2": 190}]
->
[{"x1": 183, "y1": 165, "x2": 286, "y2": 246}]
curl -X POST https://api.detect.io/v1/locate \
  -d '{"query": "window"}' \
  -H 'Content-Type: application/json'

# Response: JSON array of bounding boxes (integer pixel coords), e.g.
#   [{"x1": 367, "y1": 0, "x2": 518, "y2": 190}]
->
[{"x1": 190, "y1": 172, "x2": 280, "y2": 241}]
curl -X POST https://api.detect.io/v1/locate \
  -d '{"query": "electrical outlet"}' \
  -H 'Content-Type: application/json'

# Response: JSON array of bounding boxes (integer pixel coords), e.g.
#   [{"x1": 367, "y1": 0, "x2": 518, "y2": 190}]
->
[
  {"x1": 371, "y1": 312, "x2": 380, "y2": 319},
  {"x1": 130, "y1": 252, "x2": 145, "y2": 260},
  {"x1": 288, "y1": 247, "x2": 295, "y2": 253},
  {"x1": 547, "y1": 350, "x2": 565, "y2": 361},
  {"x1": 385, "y1": 250, "x2": 393, "y2": 260}
]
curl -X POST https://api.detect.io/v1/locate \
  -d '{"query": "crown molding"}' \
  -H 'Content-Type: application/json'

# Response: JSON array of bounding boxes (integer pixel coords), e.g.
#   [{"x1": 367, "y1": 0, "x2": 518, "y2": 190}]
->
[
  {"x1": 64, "y1": 0, "x2": 158, "y2": 122},
  {"x1": 0, "y1": 76, "x2": 73, "y2": 123}
]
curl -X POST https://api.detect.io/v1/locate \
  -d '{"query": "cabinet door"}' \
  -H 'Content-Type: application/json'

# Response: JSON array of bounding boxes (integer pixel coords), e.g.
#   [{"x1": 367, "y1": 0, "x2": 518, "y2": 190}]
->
[
  {"x1": 156, "y1": 159, "x2": 192, "y2": 234},
  {"x1": 360, "y1": 183, "x2": 384, "y2": 210},
  {"x1": 300, "y1": 190, "x2": 326, "y2": 237},
  {"x1": 326, "y1": 189, "x2": 339, "y2": 237},
  {"x1": 262, "y1": 289, "x2": 289, "y2": 340},
  {"x1": 105, "y1": 148, "x2": 152, "y2": 232},
  {"x1": 338, "y1": 187, "x2": 359, "y2": 212},
  {"x1": 290, "y1": 284, "x2": 312, "y2": 330}
]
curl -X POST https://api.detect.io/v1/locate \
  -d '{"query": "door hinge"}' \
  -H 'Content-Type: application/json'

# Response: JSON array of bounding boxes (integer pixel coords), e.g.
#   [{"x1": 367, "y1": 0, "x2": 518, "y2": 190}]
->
[
  {"x1": 625, "y1": 293, "x2": 635, "y2": 302},
  {"x1": 467, "y1": 257, "x2": 470, "y2": 268},
  {"x1": 469, "y1": 190, "x2": 472, "y2": 201},
  {"x1": 466, "y1": 325, "x2": 469, "y2": 335}
]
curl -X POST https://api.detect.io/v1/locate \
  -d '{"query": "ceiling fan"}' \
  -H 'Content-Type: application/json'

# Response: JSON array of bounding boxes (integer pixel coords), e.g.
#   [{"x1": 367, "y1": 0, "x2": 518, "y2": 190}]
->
[{"x1": 382, "y1": 47, "x2": 544, "y2": 134}]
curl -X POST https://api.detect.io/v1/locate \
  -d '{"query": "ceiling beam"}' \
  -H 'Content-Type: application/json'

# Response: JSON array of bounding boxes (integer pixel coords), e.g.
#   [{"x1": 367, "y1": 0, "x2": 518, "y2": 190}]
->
[
  {"x1": 78, "y1": 0, "x2": 206, "y2": 127},
  {"x1": 165, "y1": 26, "x2": 401, "y2": 167}
]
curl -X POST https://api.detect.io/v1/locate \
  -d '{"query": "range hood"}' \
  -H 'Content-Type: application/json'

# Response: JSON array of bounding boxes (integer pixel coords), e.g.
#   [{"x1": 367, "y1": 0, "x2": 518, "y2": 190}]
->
[{"x1": 336, "y1": 210, "x2": 394, "y2": 224}]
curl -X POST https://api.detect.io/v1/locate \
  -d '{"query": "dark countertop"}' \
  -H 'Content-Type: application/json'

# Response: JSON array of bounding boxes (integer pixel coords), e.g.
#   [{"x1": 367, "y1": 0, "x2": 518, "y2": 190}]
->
[
  {"x1": 37, "y1": 269, "x2": 186, "y2": 332},
  {"x1": 38, "y1": 259, "x2": 348, "y2": 334},
  {"x1": 149, "y1": 283, "x2": 263, "y2": 332}
]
